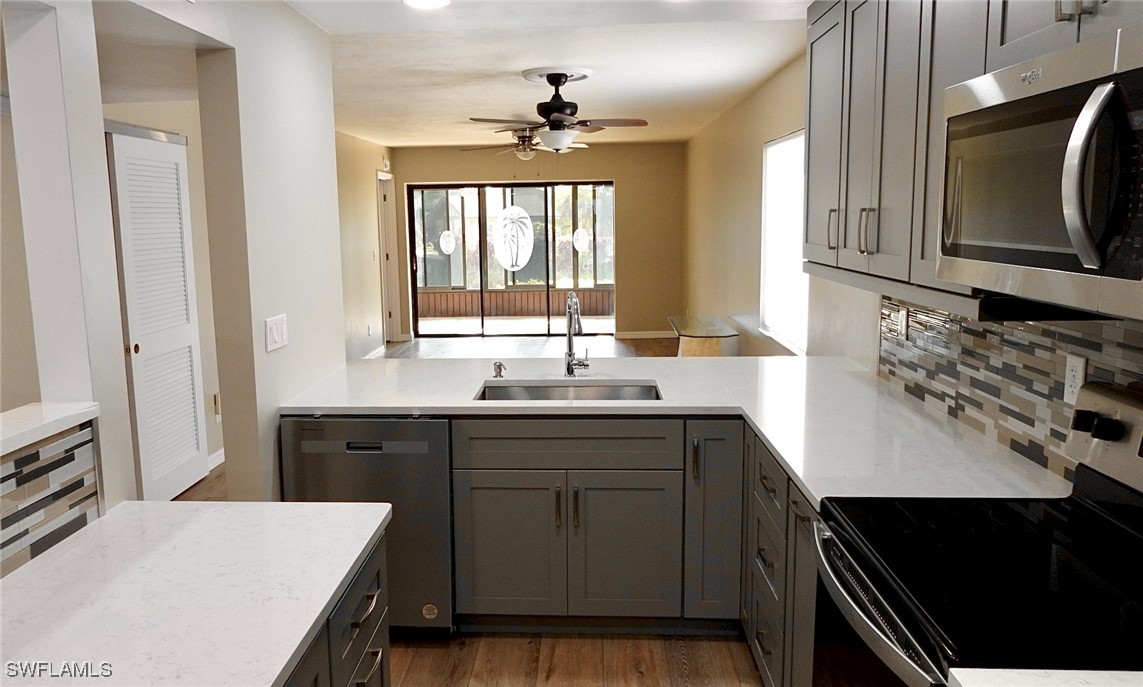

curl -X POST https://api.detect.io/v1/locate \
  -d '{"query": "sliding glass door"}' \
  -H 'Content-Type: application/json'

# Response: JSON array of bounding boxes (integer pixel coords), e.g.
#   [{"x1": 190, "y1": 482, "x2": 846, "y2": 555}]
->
[{"x1": 410, "y1": 182, "x2": 615, "y2": 337}]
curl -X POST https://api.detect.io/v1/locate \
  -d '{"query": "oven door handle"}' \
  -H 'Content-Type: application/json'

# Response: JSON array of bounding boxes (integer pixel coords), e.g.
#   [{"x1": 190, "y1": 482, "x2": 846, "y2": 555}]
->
[
  {"x1": 1062, "y1": 82, "x2": 1116, "y2": 270},
  {"x1": 814, "y1": 521, "x2": 945, "y2": 687}
]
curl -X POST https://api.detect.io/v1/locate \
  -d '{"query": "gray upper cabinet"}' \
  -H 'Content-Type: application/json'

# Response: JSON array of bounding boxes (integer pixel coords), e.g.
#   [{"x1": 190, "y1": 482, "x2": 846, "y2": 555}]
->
[
  {"x1": 837, "y1": 0, "x2": 921, "y2": 282},
  {"x1": 808, "y1": 0, "x2": 919, "y2": 282},
  {"x1": 911, "y1": 0, "x2": 987, "y2": 293},
  {"x1": 986, "y1": 0, "x2": 1081, "y2": 71},
  {"x1": 453, "y1": 469, "x2": 568, "y2": 616},
  {"x1": 684, "y1": 420, "x2": 744, "y2": 619},
  {"x1": 986, "y1": 0, "x2": 1143, "y2": 72},
  {"x1": 1080, "y1": 0, "x2": 1143, "y2": 40},
  {"x1": 804, "y1": 0, "x2": 847, "y2": 265},
  {"x1": 568, "y1": 470, "x2": 683, "y2": 617}
]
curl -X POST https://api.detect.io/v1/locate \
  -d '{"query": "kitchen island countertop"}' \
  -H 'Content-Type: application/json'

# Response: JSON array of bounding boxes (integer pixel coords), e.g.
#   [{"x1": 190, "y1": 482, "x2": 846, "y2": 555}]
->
[{"x1": 0, "y1": 500, "x2": 391, "y2": 686}]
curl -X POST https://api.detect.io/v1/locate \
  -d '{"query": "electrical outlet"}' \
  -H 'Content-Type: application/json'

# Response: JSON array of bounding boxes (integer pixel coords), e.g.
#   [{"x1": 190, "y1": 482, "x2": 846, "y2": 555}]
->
[
  {"x1": 265, "y1": 314, "x2": 288, "y2": 352},
  {"x1": 1065, "y1": 354, "x2": 1087, "y2": 405}
]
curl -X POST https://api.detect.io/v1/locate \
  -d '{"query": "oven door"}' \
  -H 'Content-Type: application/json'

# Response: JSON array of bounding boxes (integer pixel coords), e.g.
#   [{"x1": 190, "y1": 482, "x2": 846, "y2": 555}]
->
[
  {"x1": 813, "y1": 521, "x2": 945, "y2": 687},
  {"x1": 936, "y1": 29, "x2": 1142, "y2": 314}
]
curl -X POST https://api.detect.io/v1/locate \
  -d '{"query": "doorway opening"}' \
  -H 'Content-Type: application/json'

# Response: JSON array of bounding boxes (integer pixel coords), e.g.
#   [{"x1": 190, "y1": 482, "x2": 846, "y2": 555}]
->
[{"x1": 409, "y1": 182, "x2": 616, "y2": 337}]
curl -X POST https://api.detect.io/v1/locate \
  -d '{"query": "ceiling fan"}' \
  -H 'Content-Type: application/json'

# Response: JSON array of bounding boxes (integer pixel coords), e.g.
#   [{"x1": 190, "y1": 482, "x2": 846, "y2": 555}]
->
[
  {"x1": 460, "y1": 127, "x2": 588, "y2": 160},
  {"x1": 470, "y1": 68, "x2": 648, "y2": 152}
]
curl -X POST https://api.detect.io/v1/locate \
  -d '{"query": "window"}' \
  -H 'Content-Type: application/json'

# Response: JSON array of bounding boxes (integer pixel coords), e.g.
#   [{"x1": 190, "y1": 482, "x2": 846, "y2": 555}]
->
[{"x1": 760, "y1": 131, "x2": 809, "y2": 354}]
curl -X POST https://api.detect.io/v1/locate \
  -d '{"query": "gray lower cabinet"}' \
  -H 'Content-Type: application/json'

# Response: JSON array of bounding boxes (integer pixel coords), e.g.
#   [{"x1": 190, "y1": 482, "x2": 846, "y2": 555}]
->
[
  {"x1": 684, "y1": 420, "x2": 744, "y2": 619},
  {"x1": 283, "y1": 626, "x2": 330, "y2": 687},
  {"x1": 453, "y1": 466, "x2": 684, "y2": 617},
  {"x1": 284, "y1": 535, "x2": 390, "y2": 687},
  {"x1": 743, "y1": 440, "x2": 819, "y2": 687},
  {"x1": 569, "y1": 470, "x2": 683, "y2": 617},
  {"x1": 453, "y1": 469, "x2": 568, "y2": 615}
]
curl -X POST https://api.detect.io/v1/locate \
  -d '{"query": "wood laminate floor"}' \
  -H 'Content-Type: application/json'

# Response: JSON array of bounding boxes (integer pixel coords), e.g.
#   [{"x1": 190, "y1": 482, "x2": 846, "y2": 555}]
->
[
  {"x1": 389, "y1": 633, "x2": 764, "y2": 687},
  {"x1": 174, "y1": 463, "x2": 227, "y2": 501}
]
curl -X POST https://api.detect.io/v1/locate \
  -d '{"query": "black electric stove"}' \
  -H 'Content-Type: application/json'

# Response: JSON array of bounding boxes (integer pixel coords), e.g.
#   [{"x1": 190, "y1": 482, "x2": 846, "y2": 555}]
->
[{"x1": 819, "y1": 464, "x2": 1143, "y2": 682}]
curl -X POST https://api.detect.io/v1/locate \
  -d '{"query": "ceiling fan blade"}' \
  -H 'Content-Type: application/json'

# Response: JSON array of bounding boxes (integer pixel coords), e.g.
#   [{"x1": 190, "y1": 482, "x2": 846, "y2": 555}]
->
[
  {"x1": 494, "y1": 127, "x2": 539, "y2": 134},
  {"x1": 568, "y1": 143, "x2": 589, "y2": 149},
  {"x1": 549, "y1": 113, "x2": 578, "y2": 124},
  {"x1": 537, "y1": 146, "x2": 557, "y2": 153},
  {"x1": 495, "y1": 148, "x2": 520, "y2": 156},
  {"x1": 578, "y1": 118, "x2": 648, "y2": 128},
  {"x1": 574, "y1": 125, "x2": 605, "y2": 134},
  {"x1": 461, "y1": 144, "x2": 514, "y2": 151},
  {"x1": 471, "y1": 117, "x2": 545, "y2": 126}
]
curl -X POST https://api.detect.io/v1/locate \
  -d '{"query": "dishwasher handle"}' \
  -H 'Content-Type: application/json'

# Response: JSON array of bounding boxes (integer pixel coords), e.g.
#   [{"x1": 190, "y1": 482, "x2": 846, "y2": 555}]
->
[{"x1": 299, "y1": 439, "x2": 431, "y2": 455}]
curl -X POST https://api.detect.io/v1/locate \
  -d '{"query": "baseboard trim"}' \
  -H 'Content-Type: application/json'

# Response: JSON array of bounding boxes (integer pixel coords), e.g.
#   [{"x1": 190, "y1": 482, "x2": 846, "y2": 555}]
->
[
  {"x1": 388, "y1": 333, "x2": 413, "y2": 343},
  {"x1": 363, "y1": 345, "x2": 387, "y2": 360},
  {"x1": 207, "y1": 449, "x2": 225, "y2": 469},
  {"x1": 615, "y1": 330, "x2": 676, "y2": 340}
]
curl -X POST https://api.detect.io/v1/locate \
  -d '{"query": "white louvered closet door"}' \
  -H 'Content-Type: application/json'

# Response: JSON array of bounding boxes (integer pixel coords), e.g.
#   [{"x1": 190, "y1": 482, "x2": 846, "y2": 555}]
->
[{"x1": 108, "y1": 133, "x2": 208, "y2": 501}]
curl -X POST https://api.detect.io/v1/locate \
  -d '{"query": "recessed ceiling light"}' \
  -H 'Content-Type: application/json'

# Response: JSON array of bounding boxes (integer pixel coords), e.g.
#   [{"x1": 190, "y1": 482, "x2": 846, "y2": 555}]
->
[{"x1": 403, "y1": 0, "x2": 450, "y2": 9}]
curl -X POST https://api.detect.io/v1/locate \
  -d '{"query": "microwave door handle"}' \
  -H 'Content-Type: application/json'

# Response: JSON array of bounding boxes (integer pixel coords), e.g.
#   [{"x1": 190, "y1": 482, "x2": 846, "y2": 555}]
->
[
  {"x1": 1062, "y1": 82, "x2": 1116, "y2": 270},
  {"x1": 943, "y1": 158, "x2": 963, "y2": 249},
  {"x1": 814, "y1": 522, "x2": 944, "y2": 687}
]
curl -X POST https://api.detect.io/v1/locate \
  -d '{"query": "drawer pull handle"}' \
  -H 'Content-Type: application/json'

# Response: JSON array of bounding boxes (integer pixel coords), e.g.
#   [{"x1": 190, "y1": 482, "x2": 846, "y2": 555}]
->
[
  {"x1": 756, "y1": 630, "x2": 773, "y2": 657},
  {"x1": 573, "y1": 486, "x2": 580, "y2": 528},
  {"x1": 351, "y1": 591, "x2": 380, "y2": 630},
  {"x1": 555, "y1": 486, "x2": 562, "y2": 528},
  {"x1": 757, "y1": 545, "x2": 775, "y2": 571},
  {"x1": 346, "y1": 442, "x2": 385, "y2": 453},
  {"x1": 790, "y1": 500, "x2": 812, "y2": 524},
  {"x1": 759, "y1": 473, "x2": 778, "y2": 497},
  {"x1": 692, "y1": 438, "x2": 700, "y2": 479},
  {"x1": 354, "y1": 647, "x2": 384, "y2": 687}
]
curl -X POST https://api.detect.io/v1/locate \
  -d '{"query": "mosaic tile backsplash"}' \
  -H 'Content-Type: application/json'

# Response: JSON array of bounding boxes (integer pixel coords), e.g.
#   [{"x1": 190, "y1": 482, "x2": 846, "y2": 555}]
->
[
  {"x1": 878, "y1": 298, "x2": 1143, "y2": 480},
  {"x1": 1, "y1": 422, "x2": 100, "y2": 576}
]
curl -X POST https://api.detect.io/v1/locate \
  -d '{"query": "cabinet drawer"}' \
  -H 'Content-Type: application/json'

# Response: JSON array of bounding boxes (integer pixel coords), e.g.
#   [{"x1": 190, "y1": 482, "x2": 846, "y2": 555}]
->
[
  {"x1": 346, "y1": 608, "x2": 389, "y2": 687},
  {"x1": 753, "y1": 439, "x2": 788, "y2": 532},
  {"x1": 750, "y1": 564, "x2": 785, "y2": 687},
  {"x1": 453, "y1": 419, "x2": 684, "y2": 470},
  {"x1": 752, "y1": 494, "x2": 787, "y2": 609},
  {"x1": 330, "y1": 536, "x2": 388, "y2": 687}
]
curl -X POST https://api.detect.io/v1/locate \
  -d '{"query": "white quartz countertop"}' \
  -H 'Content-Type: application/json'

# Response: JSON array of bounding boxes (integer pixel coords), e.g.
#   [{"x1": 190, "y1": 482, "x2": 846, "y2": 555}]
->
[
  {"x1": 280, "y1": 356, "x2": 1072, "y2": 507},
  {"x1": 0, "y1": 402, "x2": 100, "y2": 455},
  {"x1": 951, "y1": 669, "x2": 1143, "y2": 686},
  {"x1": 0, "y1": 501, "x2": 392, "y2": 686}
]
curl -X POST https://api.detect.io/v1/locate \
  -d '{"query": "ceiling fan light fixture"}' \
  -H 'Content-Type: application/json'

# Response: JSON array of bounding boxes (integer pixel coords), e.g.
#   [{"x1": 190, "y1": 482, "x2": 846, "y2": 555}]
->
[
  {"x1": 515, "y1": 149, "x2": 537, "y2": 161},
  {"x1": 403, "y1": 0, "x2": 450, "y2": 9},
  {"x1": 536, "y1": 129, "x2": 580, "y2": 152}
]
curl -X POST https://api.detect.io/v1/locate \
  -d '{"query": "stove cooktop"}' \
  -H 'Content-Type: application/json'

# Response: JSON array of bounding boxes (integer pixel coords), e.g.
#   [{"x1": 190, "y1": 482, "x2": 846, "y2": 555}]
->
[{"x1": 821, "y1": 465, "x2": 1143, "y2": 676}]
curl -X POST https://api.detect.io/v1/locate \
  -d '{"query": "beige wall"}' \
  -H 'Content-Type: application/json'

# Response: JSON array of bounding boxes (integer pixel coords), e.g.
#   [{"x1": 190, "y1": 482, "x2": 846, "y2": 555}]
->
[
  {"x1": 389, "y1": 143, "x2": 687, "y2": 336},
  {"x1": 684, "y1": 54, "x2": 881, "y2": 366},
  {"x1": 1, "y1": 111, "x2": 41, "y2": 411},
  {"x1": 102, "y1": 99, "x2": 224, "y2": 458},
  {"x1": 335, "y1": 131, "x2": 390, "y2": 359}
]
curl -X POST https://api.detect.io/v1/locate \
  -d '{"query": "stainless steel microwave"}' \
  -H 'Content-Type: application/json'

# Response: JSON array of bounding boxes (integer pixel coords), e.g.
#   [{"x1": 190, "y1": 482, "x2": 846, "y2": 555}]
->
[{"x1": 937, "y1": 23, "x2": 1143, "y2": 320}]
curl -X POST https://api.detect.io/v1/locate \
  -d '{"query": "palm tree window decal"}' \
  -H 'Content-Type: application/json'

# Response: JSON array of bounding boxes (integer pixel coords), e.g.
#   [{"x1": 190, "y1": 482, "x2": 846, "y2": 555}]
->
[{"x1": 493, "y1": 205, "x2": 535, "y2": 272}]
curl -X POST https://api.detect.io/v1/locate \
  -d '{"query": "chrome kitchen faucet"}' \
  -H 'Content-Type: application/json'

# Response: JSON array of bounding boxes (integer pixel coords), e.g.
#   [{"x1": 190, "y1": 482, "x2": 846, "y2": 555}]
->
[{"x1": 564, "y1": 291, "x2": 589, "y2": 377}]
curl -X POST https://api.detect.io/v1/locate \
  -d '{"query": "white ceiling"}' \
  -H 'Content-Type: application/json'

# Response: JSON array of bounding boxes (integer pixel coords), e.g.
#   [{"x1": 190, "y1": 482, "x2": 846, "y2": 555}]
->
[{"x1": 288, "y1": 1, "x2": 809, "y2": 148}]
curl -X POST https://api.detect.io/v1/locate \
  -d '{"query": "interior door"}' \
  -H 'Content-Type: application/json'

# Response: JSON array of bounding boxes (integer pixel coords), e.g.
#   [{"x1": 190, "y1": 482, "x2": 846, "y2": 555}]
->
[{"x1": 107, "y1": 132, "x2": 208, "y2": 501}]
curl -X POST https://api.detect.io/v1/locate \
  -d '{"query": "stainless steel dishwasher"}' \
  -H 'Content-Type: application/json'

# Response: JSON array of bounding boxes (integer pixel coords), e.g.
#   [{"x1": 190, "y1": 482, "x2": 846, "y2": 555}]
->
[{"x1": 280, "y1": 417, "x2": 451, "y2": 628}]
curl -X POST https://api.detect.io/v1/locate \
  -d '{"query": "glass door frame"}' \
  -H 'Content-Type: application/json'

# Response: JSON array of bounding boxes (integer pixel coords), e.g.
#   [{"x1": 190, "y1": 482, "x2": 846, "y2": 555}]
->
[{"x1": 407, "y1": 181, "x2": 614, "y2": 338}]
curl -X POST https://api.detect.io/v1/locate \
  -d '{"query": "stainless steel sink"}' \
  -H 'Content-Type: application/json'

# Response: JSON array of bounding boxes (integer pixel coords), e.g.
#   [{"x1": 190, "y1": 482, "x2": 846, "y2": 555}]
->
[{"x1": 476, "y1": 380, "x2": 662, "y2": 401}]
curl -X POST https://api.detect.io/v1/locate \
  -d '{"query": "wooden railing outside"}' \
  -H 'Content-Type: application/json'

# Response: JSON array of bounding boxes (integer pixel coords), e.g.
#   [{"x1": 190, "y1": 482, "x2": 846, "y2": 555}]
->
[{"x1": 417, "y1": 287, "x2": 614, "y2": 318}]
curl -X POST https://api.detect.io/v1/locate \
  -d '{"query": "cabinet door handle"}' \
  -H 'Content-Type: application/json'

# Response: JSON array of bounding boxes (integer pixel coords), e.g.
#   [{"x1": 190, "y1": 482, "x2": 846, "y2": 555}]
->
[
  {"x1": 790, "y1": 499, "x2": 812, "y2": 524},
  {"x1": 756, "y1": 629, "x2": 773, "y2": 657},
  {"x1": 555, "y1": 486, "x2": 562, "y2": 528},
  {"x1": 826, "y1": 208, "x2": 838, "y2": 249},
  {"x1": 863, "y1": 208, "x2": 877, "y2": 255},
  {"x1": 759, "y1": 473, "x2": 778, "y2": 497},
  {"x1": 1055, "y1": 0, "x2": 1084, "y2": 20},
  {"x1": 692, "y1": 438, "x2": 700, "y2": 479},
  {"x1": 857, "y1": 208, "x2": 869, "y2": 254},
  {"x1": 757, "y1": 545, "x2": 775, "y2": 572},
  {"x1": 353, "y1": 647, "x2": 384, "y2": 687},
  {"x1": 351, "y1": 591, "x2": 380, "y2": 630},
  {"x1": 573, "y1": 486, "x2": 580, "y2": 528}
]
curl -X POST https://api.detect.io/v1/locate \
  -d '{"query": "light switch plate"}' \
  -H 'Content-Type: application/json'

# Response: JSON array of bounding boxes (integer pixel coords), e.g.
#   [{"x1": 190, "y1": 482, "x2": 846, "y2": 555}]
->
[{"x1": 266, "y1": 314, "x2": 288, "y2": 352}]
